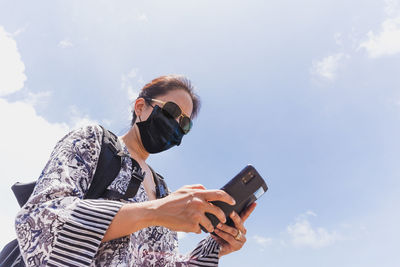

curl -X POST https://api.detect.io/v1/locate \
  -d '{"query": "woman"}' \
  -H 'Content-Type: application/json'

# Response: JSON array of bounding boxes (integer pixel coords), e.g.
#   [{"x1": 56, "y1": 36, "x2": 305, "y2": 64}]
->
[{"x1": 15, "y1": 75, "x2": 256, "y2": 266}]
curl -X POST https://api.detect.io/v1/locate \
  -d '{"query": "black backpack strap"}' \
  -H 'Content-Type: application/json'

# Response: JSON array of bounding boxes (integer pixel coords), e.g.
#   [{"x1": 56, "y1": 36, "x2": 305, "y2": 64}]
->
[
  {"x1": 104, "y1": 165, "x2": 169, "y2": 200},
  {"x1": 11, "y1": 182, "x2": 36, "y2": 208},
  {"x1": 10, "y1": 125, "x2": 124, "y2": 205},
  {"x1": 84, "y1": 125, "x2": 123, "y2": 199},
  {"x1": 148, "y1": 166, "x2": 169, "y2": 198},
  {"x1": 102, "y1": 157, "x2": 144, "y2": 200},
  {"x1": 123, "y1": 158, "x2": 145, "y2": 198},
  {"x1": 104, "y1": 163, "x2": 168, "y2": 200},
  {"x1": 0, "y1": 239, "x2": 25, "y2": 267}
]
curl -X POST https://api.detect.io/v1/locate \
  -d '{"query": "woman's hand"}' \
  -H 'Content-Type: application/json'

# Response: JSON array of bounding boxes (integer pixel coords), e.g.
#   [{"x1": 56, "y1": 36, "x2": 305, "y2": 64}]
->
[
  {"x1": 151, "y1": 184, "x2": 236, "y2": 233},
  {"x1": 211, "y1": 202, "x2": 257, "y2": 258}
]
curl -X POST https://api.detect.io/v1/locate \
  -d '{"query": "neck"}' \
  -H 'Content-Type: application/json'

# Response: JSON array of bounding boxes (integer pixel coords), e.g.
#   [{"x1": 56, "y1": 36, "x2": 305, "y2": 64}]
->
[{"x1": 120, "y1": 125, "x2": 149, "y2": 165}]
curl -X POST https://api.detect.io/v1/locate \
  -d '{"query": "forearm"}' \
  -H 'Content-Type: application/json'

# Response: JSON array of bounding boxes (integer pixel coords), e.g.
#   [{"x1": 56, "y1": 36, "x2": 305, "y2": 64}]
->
[
  {"x1": 102, "y1": 200, "x2": 158, "y2": 242},
  {"x1": 102, "y1": 185, "x2": 237, "y2": 242}
]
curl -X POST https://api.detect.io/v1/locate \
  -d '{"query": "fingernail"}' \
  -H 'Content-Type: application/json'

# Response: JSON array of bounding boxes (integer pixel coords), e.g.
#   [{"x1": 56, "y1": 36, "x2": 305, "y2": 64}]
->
[{"x1": 217, "y1": 223, "x2": 222, "y2": 228}]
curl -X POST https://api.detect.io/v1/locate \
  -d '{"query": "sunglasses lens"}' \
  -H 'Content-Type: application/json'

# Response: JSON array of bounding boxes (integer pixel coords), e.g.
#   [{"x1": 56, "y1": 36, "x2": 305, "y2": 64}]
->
[
  {"x1": 159, "y1": 101, "x2": 192, "y2": 134},
  {"x1": 162, "y1": 102, "x2": 181, "y2": 118},
  {"x1": 180, "y1": 116, "x2": 192, "y2": 134}
]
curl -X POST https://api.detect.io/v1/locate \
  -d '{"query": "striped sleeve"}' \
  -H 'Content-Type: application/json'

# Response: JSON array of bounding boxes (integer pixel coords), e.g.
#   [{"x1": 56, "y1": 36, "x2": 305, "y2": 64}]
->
[
  {"x1": 187, "y1": 235, "x2": 220, "y2": 267},
  {"x1": 158, "y1": 232, "x2": 220, "y2": 266},
  {"x1": 47, "y1": 200, "x2": 123, "y2": 267}
]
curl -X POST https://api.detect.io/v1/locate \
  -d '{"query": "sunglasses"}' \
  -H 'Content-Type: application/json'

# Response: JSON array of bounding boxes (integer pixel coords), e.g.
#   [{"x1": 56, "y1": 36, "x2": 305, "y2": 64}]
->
[{"x1": 145, "y1": 98, "x2": 193, "y2": 134}]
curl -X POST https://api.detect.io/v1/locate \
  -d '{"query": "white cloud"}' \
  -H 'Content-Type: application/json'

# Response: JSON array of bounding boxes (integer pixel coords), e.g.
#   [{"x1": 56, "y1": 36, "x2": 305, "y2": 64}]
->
[
  {"x1": 68, "y1": 105, "x2": 99, "y2": 129},
  {"x1": 253, "y1": 235, "x2": 273, "y2": 249},
  {"x1": 0, "y1": 25, "x2": 68, "y2": 181},
  {"x1": 311, "y1": 53, "x2": 348, "y2": 81},
  {"x1": 12, "y1": 24, "x2": 29, "y2": 37},
  {"x1": 22, "y1": 90, "x2": 52, "y2": 107},
  {"x1": 177, "y1": 232, "x2": 188, "y2": 239},
  {"x1": 0, "y1": 26, "x2": 96, "y2": 248},
  {"x1": 137, "y1": 13, "x2": 148, "y2": 22},
  {"x1": 0, "y1": 26, "x2": 27, "y2": 96},
  {"x1": 101, "y1": 118, "x2": 112, "y2": 127},
  {"x1": 0, "y1": 98, "x2": 70, "y2": 248},
  {"x1": 0, "y1": 99, "x2": 70, "y2": 181},
  {"x1": 58, "y1": 39, "x2": 74, "y2": 48},
  {"x1": 121, "y1": 68, "x2": 140, "y2": 100},
  {"x1": 304, "y1": 210, "x2": 317, "y2": 217},
  {"x1": 126, "y1": 86, "x2": 138, "y2": 102},
  {"x1": 359, "y1": 0, "x2": 400, "y2": 58},
  {"x1": 121, "y1": 68, "x2": 145, "y2": 117},
  {"x1": 249, "y1": 211, "x2": 346, "y2": 252},
  {"x1": 359, "y1": 17, "x2": 400, "y2": 58},
  {"x1": 287, "y1": 211, "x2": 342, "y2": 248},
  {"x1": 126, "y1": 68, "x2": 138, "y2": 78},
  {"x1": 384, "y1": 0, "x2": 400, "y2": 16},
  {"x1": 334, "y1": 32, "x2": 343, "y2": 46}
]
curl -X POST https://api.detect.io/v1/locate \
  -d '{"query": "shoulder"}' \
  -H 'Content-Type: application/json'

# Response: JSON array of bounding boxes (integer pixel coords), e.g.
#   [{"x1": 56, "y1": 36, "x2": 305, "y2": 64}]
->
[
  {"x1": 32, "y1": 125, "x2": 106, "y2": 199},
  {"x1": 65, "y1": 124, "x2": 104, "y2": 140},
  {"x1": 50, "y1": 124, "x2": 105, "y2": 157},
  {"x1": 56, "y1": 124, "x2": 104, "y2": 145}
]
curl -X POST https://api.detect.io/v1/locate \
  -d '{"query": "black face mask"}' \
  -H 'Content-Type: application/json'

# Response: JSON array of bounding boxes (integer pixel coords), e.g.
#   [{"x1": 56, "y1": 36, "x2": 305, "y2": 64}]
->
[{"x1": 137, "y1": 105, "x2": 184, "y2": 153}]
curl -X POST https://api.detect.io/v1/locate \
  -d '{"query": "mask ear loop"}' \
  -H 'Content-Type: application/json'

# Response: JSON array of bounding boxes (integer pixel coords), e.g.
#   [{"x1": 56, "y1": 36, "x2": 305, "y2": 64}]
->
[
  {"x1": 134, "y1": 97, "x2": 149, "y2": 124},
  {"x1": 134, "y1": 105, "x2": 142, "y2": 123},
  {"x1": 137, "y1": 98, "x2": 154, "y2": 123}
]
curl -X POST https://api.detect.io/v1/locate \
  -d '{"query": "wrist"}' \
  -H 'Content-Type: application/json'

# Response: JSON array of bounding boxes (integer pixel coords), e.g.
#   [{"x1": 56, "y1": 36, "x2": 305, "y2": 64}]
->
[
  {"x1": 102, "y1": 201, "x2": 160, "y2": 242},
  {"x1": 139, "y1": 199, "x2": 163, "y2": 227},
  {"x1": 121, "y1": 200, "x2": 160, "y2": 231}
]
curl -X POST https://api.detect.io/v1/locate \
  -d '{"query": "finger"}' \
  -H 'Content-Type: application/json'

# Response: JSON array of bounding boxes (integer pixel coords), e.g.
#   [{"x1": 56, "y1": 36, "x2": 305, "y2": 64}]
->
[
  {"x1": 198, "y1": 190, "x2": 236, "y2": 205},
  {"x1": 214, "y1": 228, "x2": 240, "y2": 246},
  {"x1": 210, "y1": 234, "x2": 224, "y2": 245},
  {"x1": 204, "y1": 203, "x2": 227, "y2": 224},
  {"x1": 240, "y1": 202, "x2": 257, "y2": 222},
  {"x1": 195, "y1": 225, "x2": 202, "y2": 234},
  {"x1": 230, "y1": 211, "x2": 246, "y2": 235},
  {"x1": 198, "y1": 215, "x2": 215, "y2": 233},
  {"x1": 182, "y1": 184, "x2": 206, "y2": 190},
  {"x1": 216, "y1": 222, "x2": 238, "y2": 237},
  {"x1": 210, "y1": 234, "x2": 218, "y2": 242}
]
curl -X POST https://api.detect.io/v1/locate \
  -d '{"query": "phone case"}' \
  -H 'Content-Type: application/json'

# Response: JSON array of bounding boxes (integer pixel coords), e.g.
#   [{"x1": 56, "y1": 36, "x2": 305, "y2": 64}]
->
[{"x1": 201, "y1": 165, "x2": 268, "y2": 233}]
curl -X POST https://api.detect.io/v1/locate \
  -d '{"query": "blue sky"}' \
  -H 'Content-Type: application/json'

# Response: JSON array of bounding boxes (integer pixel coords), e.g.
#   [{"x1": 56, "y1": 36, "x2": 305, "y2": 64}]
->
[{"x1": 1, "y1": 0, "x2": 400, "y2": 266}]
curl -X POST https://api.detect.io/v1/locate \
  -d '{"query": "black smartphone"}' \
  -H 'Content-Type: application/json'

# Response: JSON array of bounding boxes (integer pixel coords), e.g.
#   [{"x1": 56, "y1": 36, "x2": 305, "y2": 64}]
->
[{"x1": 200, "y1": 165, "x2": 268, "y2": 233}]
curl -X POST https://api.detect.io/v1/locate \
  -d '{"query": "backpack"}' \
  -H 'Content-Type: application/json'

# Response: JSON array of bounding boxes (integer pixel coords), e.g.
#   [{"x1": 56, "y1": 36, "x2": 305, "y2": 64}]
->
[{"x1": 0, "y1": 125, "x2": 168, "y2": 267}]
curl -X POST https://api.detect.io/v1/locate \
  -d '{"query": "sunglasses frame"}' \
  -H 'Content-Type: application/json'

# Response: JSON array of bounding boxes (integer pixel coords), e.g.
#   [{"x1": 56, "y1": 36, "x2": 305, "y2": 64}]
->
[{"x1": 145, "y1": 98, "x2": 192, "y2": 134}]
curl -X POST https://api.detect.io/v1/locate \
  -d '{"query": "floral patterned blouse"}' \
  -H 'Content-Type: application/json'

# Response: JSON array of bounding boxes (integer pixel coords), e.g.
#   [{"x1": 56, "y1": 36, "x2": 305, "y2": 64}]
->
[{"x1": 15, "y1": 124, "x2": 220, "y2": 266}]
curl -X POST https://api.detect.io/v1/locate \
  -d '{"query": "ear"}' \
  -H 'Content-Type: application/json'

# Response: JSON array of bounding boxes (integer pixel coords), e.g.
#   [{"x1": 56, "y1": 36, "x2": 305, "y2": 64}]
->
[{"x1": 134, "y1": 98, "x2": 146, "y2": 118}]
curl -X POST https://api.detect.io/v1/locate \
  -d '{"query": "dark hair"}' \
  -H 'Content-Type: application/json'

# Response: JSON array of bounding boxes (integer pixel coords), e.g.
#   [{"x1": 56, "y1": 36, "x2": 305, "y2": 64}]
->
[{"x1": 130, "y1": 75, "x2": 201, "y2": 126}]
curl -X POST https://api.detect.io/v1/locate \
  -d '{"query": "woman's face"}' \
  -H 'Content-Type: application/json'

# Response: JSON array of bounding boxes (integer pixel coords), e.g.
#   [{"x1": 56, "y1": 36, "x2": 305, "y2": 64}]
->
[
  {"x1": 133, "y1": 89, "x2": 194, "y2": 153},
  {"x1": 135, "y1": 89, "x2": 194, "y2": 124}
]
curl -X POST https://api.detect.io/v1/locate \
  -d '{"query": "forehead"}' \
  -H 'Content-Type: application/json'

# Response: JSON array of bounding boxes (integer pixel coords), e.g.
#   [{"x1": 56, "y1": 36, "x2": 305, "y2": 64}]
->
[{"x1": 156, "y1": 89, "x2": 193, "y2": 116}]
